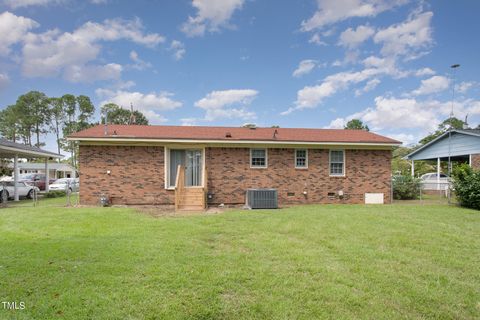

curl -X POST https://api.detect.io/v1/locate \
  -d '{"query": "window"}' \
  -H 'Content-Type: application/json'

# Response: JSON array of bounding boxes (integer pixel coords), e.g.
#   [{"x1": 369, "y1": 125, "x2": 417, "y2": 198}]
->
[
  {"x1": 295, "y1": 149, "x2": 308, "y2": 168},
  {"x1": 329, "y1": 150, "x2": 345, "y2": 176},
  {"x1": 250, "y1": 149, "x2": 267, "y2": 168}
]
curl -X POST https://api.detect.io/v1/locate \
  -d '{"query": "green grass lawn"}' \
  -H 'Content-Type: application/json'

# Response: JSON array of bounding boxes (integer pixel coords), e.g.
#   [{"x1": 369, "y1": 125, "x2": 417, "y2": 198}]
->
[{"x1": 0, "y1": 203, "x2": 479, "y2": 319}]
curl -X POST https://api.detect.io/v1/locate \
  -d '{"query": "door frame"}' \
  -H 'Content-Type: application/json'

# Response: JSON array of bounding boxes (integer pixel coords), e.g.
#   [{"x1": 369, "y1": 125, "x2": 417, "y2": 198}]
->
[{"x1": 164, "y1": 146, "x2": 206, "y2": 190}]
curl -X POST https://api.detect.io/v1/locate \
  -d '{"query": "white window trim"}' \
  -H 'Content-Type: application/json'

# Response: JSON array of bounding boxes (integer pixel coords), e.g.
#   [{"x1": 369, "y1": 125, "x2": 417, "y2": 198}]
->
[
  {"x1": 164, "y1": 147, "x2": 206, "y2": 190},
  {"x1": 250, "y1": 148, "x2": 268, "y2": 169},
  {"x1": 329, "y1": 149, "x2": 346, "y2": 177},
  {"x1": 295, "y1": 149, "x2": 308, "y2": 169}
]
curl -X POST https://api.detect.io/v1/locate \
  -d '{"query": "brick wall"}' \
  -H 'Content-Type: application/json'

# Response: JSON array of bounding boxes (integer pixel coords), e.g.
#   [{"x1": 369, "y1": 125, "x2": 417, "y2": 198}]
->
[
  {"x1": 79, "y1": 145, "x2": 392, "y2": 206},
  {"x1": 471, "y1": 154, "x2": 480, "y2": 170},
  {"x1": 205, "y1": 148, "x2": 392, "y2": 205},
  {"x1": 78, "y1": 145, "x2": 173, "y2": 205}
]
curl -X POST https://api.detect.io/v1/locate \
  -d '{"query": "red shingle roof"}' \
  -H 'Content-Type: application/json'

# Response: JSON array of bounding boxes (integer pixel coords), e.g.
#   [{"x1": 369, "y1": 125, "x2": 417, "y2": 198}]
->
[{"x1": 69, "y1": 124, "x2": 401, "y2": 144}]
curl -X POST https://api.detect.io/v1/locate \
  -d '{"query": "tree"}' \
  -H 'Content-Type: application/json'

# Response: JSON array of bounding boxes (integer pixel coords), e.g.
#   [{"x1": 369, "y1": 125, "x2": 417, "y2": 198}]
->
[
  {"x1": 101, "y1": 103, "x2": 149, "y2": 125},
  {"x1": 16, "y1": 91, "x2": 50, "y2": 147},
  {"x1": 391, "y1": 147, "x2": 412, "y2": 176},
  {"x1": 0, "y1": 105, "x2": 19, "y2": 142},
  {"x1": 391, "y1": 146, "x2": 435, "y2": 177},
  {"x1": 48, "y1": 97, "x2": 66, "y2": 156},
  {"x1": 61, "y1": 95, "x2": 96, "y2": 168},
  {"x1": 452, "y1": 164, "x2": 480, "y2": 210},
  {"x1": 0, "y1": 158, "x2": 11, "y2": 176},
  {"x1": 419, "y1": 117, "x2": 466, "y2": 145},
  {"x1": 344, "y1": 119, "x2": 369, "y2": 131}
]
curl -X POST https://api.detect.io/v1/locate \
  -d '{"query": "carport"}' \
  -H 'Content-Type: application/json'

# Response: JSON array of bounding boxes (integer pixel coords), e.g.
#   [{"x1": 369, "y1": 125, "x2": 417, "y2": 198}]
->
[
  {"x1": 0, "y1": 138, "x2": 63, "y2": 201},
  {"x1": 405, "y1": 129, "x2": 480, "y2": 181}
]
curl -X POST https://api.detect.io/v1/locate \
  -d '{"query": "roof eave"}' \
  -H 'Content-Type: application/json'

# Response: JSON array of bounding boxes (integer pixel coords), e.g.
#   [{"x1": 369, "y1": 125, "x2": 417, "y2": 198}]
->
[
  {"x1": 67, "y1": 136, "x2": 400, "y2": 147},
  {"x1": 404, "y1": 130, "x2": 458, "y2": 160},
  {"x1": 0, "y1": 145, "x2": 63, "y2": 159}
]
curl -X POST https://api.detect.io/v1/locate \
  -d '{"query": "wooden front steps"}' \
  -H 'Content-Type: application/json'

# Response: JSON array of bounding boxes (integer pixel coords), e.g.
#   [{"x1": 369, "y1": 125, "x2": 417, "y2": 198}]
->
[
  {"x1": 176, "y1": 187, "x2": 205, "y2": 211},
  {"x1": 174, "y1": 165, "x2": 207, "y2": 212}
]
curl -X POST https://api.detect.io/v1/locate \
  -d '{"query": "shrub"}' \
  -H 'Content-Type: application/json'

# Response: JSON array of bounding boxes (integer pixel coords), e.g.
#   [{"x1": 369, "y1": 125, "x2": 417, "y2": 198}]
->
[
  {"x1": 392, "y1": 175, "x2": 421, "y2": 200},
  {"x1": 44, "y1": 190, "x2": 66, "y2": 198},
  {"x1": 452, "y1": 164, "x2": 480, "y2": 210}
]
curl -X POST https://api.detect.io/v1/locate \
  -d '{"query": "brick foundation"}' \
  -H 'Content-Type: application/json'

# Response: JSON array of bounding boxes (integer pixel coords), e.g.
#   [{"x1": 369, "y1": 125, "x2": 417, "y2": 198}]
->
[{"x1": 79, "y1": 145, "x2": 392, "y2": 206}]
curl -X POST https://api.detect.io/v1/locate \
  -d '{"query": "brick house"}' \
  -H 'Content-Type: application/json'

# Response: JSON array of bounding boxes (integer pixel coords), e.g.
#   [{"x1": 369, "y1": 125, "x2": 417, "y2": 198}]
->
[{"x1": 69, "y1": 124, "x2": 401, "y2": 209}]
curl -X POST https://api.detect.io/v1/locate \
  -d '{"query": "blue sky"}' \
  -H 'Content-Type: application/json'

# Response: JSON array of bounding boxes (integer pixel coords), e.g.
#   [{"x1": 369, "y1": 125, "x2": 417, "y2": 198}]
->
[{"x1": 1, "y1": 0, "x2": 480, "y2": 153}]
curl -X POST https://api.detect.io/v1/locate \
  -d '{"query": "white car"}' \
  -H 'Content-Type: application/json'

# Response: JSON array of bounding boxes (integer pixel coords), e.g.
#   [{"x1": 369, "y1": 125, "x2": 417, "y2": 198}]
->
[
  {"x1": 420, "y1": 173, "x2": 450, "y2": 190},
  {"x1": 49, "y1": 178, "x2": 79, "y2": 192},
  {"x1": 0, "y1": 181, "x2": 40, "y2": 202}
]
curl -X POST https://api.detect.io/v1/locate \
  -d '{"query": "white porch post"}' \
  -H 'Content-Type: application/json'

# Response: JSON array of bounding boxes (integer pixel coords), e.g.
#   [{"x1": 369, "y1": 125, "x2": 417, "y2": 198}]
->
[
  {"x1": 411, "y1": 160, "x2": 415, "y2": 177},
  {"x1": 437, "y1": 157, "x2": 441, "y2": 190},
  {"x1": 45, "y1": 159, "x2": 49, "y2": 192},
  {"x1": 469, "y1": 154, "x2": 472, "y2": 167},
  {"x1": 14, "y1": 154, "x2": 19, "y2": 201}
]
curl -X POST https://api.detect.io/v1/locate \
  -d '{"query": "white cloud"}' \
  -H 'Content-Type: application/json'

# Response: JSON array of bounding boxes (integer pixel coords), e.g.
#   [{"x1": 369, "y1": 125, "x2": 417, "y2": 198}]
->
[
  {"x1": 415, "y1": 67, "x2": 435, "y2": 77},
  {"x1": 308, "y1": 33, "x2": 327, "y2": 45},
  {"x1": 331, "y1": 50, "x2": 360, "y2": 67},
  {"x1": 180, "y1": 118, "x2": 198, "y2": 126},
  {"x1": 63, "y1": 63, "x2": 122, "y2": 83},
  {"x1": 21, "y1": 17, "x2": 163, "y2": 82},
  {"x1": 301, "y1": 0, "x2": 405, "y2": 32},
  {"x1": 373, "y1": 10, "x2": 433, "y2": 58},
  {"x1": 0, "y1": 11, "x2": 39, "y2": 55},
  {"x1": 181, "y1": 0, "x2": 245, "y2": 37},
  {"x1": 293, "y1": 59, "x2": 317, "y2": 77},
  {"x1": 338, "y1": 25, "x2": 375, "y2": 48},
  {"x1": 361, "y1": 55, "x2": 409, "y2": 78},
  {"x1": 386, "y1": 133, "x2": 417, "y2": 145},
  {"x1": 0, "y1": 72, "x2": 10, "y2": 90},
  {"x1": 359, "y1": 96, "x2": 439, "y2": 131},
  {"x1": 169, "y1": 40, "x2": 186, "y2": 61},
  {"x1": 96, "y1": 88, "x2": 182, "y2": 124},
  {"x1": 72, "y1": 17, "x2": 164, "y2": 47},
  {"x1": 326, "y1": 96, "x2": 480, "y2": 141},
  {"x1": 325, "y1": 117, "x2": 347, "y2": 129},
  {"x1": 412, "y1": 75, "x2": 450, "y2": 96},
  {"x1": 326, "y1": 96, "x2": 440, "y2": 133},
  {"x1": 194, "y1": 89, "x2": 258, "y2": 121},
  {"x1": 283, "y1": 67, "x2": 384, "y2": 115},
  {"x1": 456, "y1": 81, "x2": 477, "y2": 94},
  {"x1": 129, "y1": 50, "x2": 152, "y2": 70},
  {"x1": 355, "y1": 78, "x2": 380, "y2": 96},
  {"x1": 2, "y1": 0, "x2": 63, "y2": 9},
  {"x1": 112, "y1": 80, "x2": 136, "y2": 90},
  {"x1": 283, "y1": 49, "x2": 437, "y2": 115}
]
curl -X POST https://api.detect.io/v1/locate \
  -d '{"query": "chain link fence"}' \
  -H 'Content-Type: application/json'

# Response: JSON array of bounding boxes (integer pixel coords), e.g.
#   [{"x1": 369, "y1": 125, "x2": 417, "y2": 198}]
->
[
  {"x1": 0, "y1": 178, "x2": 79, "y2": 208},
  {"x1": 392, "y1": 177, "x2": 459, "y2": 205}
]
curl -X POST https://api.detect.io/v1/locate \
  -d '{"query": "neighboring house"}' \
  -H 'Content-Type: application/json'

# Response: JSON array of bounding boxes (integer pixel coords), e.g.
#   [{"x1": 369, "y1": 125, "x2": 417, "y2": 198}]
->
[
  {"x1": 7, "y1": 162, "x2": 77, "y2": 179},
  {"x1": 69, "y1": 124, "x2": 401, "y2": 209},
  {"x1": 405, "y1": 129, "x2": 480, "y2": 177}
]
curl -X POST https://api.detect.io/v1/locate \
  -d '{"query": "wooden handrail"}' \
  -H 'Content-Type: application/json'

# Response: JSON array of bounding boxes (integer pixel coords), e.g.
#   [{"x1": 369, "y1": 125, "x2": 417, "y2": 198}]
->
[
  {"x1": 174, "y1": 165, "x2": 185, "y2": 211},
  {"x1": 174, "y1": 164, "x2": 208, "y2": 211}
]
